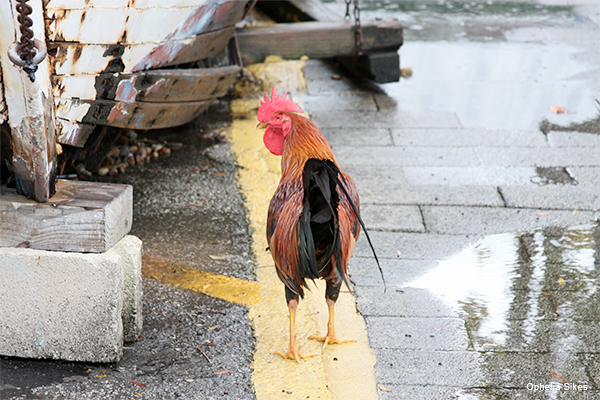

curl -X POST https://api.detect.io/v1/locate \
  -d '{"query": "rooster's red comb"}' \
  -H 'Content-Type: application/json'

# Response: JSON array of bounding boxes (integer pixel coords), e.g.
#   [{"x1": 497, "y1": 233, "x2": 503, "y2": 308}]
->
[{"x1": 257, "y1": 87, "x2": 303, "y2": 122}]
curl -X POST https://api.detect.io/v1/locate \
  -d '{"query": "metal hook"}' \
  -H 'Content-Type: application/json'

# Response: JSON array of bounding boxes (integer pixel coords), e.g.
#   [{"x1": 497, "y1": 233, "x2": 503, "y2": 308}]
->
[{"x1": 7, "y1": 38, "x2": 47, "y2": 82}]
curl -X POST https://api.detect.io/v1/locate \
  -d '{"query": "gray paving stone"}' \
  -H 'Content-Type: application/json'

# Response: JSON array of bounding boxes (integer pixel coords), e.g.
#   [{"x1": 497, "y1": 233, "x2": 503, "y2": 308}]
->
[
  {"x1": 488, "y1": 320, "x2": 600, "y2": 353},
  {"x1": 365, "y1": 316, "x2": 469, "y2": 350},
  {"x1": 322, "y1": 127, "x2": 393, "y2": 146},
  {"x1": 476, "y1": 146, "x2": 600, "y2": 167},
  {"x1": 547, "y1": 131, "x2": 600, "y2": 147},
  {"x1": 377, "y1": 385, "x2": 471, "y2": 400},
  {"x1": 359, "y1": 183, "x2": 504, "y2": 207},
  {"x1": 373, "y1": 349, "x2": 484, "y2": 386},
  {"x1": 581, "y1": 354, "x2": 600, "y2": 389},
  {"x1": 353, "y1": 231, "x2": 479, "y2": 260},
  {"x1": 302, "y1": 60, "x2": 358, "y2": 95},
  {"x1": 310, "y1": 109, "x2": 463, "y2": 129},
  {"x1": 342, "y1": 165, "x2": 409, "y2": 187},
  {"x1": 360, "y1": 204, "x2": 425, "y2": 232},
  {"x1": 499, "y1": 185, "x2": 600, "y2": 211},
  {"x1": 479, "y1": 351, "x2": 590, "y2": 389},
  {"x1": 333, "y1": 146, "x2": 480, "y2": 167},
  {"x1": 403, "y1": 166, "x2": 538, "y2": 186},
  {"x1": 567, "y1": 167, "x2": 600, "y2": 186},
  {"x1": 392, "y1": 127, "x2": 549, "y2": 147},
  {"x1": 422, "y1": 206, "x2": 598, "y2": 235},
  {"x1": 354, "y1": 286, "x2": 456, "y2": 318},
  {"x1": 349, "y1": 258, "x2": 438, "y2": 287},
  {"x1": 302, "y1": 93, "x2": 378, "y2": 112}
]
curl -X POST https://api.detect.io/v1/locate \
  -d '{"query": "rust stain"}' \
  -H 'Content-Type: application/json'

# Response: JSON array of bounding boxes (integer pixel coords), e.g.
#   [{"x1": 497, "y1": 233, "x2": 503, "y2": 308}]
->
[
  {"x1": 72, "y1": 45, "x2": 83, "y2": 63},
  {"x1": 80, "y1": 11, "x2": 86, "y2": 23}
]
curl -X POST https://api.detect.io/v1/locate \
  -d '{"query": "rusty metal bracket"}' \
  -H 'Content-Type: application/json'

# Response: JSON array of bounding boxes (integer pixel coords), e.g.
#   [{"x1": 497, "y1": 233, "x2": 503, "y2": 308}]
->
[{"x1": 7, "y1": 0, "x2": 46, "y2": 82}]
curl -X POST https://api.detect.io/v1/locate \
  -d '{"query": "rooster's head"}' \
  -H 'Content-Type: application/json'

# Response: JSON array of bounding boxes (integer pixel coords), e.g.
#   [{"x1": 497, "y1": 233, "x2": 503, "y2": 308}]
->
[{"x1": 257, "y1": 88, "x2": 304, "y2": 155}]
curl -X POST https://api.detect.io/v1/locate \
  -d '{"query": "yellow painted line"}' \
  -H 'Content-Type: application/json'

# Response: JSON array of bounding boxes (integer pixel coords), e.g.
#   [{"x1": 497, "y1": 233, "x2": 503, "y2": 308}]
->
[
  {"x1": 229, "y1": 60, "x2": 379, "y2": 400},
  {"x1": 142, "y1": 256, "x2": 260, "y2": 306}
]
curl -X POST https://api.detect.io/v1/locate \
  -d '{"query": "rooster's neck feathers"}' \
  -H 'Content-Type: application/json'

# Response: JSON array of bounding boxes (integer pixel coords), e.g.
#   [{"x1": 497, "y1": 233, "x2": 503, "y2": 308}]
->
[{"x1": 280, "y1": 112, "x2": 336, "y2": 174}]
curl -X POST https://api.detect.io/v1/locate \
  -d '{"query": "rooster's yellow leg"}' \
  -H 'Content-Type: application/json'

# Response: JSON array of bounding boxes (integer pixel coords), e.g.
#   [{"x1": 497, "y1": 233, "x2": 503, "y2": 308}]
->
[
  {"x1": 274, "y1": 299, "x2": 317, "y2": 362},
  {"x1": 310, "y1": 298, "x2": 356, "y2": 349}
]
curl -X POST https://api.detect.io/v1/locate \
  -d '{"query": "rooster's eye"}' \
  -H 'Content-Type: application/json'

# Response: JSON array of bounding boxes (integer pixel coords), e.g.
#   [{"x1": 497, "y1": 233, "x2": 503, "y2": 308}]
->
[{"x1": 275, "y1": 115, "x2": 281, "y2": 121}]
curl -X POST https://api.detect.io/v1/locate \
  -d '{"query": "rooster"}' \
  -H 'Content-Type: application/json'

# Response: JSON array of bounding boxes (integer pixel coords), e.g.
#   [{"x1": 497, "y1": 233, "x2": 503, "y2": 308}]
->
[{"x1": 256, "y1": 88, "x2": 381, "y2": 362}]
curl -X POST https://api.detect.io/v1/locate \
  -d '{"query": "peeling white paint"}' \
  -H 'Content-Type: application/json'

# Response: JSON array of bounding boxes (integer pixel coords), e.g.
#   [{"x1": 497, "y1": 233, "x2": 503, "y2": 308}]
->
[
  {"x1": 55, "y1": 99, "x2": 92, "y2": 122},
  {"x1": 52, "y1": 75, "x2": 98, "y2": 101}
]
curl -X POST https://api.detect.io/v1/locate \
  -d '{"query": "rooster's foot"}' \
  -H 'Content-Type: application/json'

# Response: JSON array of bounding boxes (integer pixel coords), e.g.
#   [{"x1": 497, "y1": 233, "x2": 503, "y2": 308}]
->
[
  {"x1": 309, "y1": 334, "x2": 356, "y2": 350},
  {"x1": 274, "y1": 347, "x2": 317, "y2": 363}
]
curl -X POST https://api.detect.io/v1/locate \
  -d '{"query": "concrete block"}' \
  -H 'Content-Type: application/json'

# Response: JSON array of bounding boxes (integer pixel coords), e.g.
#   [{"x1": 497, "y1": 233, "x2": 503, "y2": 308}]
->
[
  {"x1": 113, "y1": 235, "x2": 143, "y2": 343},
  {"x1": 0, "y1": 235, "x2": 143, "y2": 362}
]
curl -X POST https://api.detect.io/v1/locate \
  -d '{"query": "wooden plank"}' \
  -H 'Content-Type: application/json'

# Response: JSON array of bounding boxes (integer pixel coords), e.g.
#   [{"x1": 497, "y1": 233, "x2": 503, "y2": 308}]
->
[
  {"x1": 56, "y1": 119, "x2": 95, "y2": 148},
  {"x1": 51, "y1": 65, "x2": 241, "y2": 103},
  {"x1": 336, "y1": 51, "x2": 401, "y2": 83},
  {"x1": 253, "y1": 0, "x2": 403, "y2": 83},
  {"x1": 50, "y1": 26, "x2": 234, "y2": 75},
  {"x1": 55, "y1": 98, "x2": 211, "y2": 129},
  {"x1": 44, "y1": 0, "x2": 253, "y2": 45},
  {"x1": 1, "y1": 0, "x2": 57, "y2": 202},
  {"x1": 0, "y1": 180, "x2": 132, "y2": 252},
  {"x1": 237, "y1": 19, "x2": 403, "y2": 65}
]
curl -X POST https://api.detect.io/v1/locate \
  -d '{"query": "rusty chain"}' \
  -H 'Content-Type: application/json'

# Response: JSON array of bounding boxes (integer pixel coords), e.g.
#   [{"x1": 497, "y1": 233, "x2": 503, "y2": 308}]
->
[
  {"x1": 7, "y1": 0, "x2": 46, "y2": 82},
  {"x1": 344, "y1": 0, "x2": 362, "y2": 57}
]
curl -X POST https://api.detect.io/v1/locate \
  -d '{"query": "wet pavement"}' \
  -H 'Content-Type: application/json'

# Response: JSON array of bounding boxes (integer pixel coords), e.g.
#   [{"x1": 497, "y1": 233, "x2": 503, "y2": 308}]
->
[
  {"x1": 303, "y1": 0, "x2": 600, "y2": 398},
  {"x1": 2, "y1": 0, "x2": 600, "y2": 399}
]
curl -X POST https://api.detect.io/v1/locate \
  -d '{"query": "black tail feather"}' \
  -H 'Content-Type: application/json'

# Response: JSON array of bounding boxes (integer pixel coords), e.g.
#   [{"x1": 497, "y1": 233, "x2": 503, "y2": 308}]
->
[{"x1": 319, "y1": 161, "x2": 387, "y2": 292}]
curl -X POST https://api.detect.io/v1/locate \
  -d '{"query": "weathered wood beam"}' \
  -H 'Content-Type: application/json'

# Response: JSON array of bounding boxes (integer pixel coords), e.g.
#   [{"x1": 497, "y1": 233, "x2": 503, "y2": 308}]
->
[
  {"x1": 253, "y1": 0, "x2": 403, "y2": 83},
  {"x1": 237, "y1": 19, "x2": 402, "y2": 65},
  {"x1": 56, "y1": 119, "x2": 95, "y2": 148},
  {"x1": 55, "y1": 98, "x2": 211, "y2": 130},
  {"x1": 0, "y1": 0, "x2": 57, "y2": 202},
  {"x1": 51, "y1": 65, "x2": 241, "y2": 103},
  {"x1": 0, "y1": 180, "x2": 132, "y2": 253}
]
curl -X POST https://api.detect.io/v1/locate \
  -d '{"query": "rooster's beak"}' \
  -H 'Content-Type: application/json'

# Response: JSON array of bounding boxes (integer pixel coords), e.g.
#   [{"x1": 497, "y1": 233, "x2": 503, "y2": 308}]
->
[{"x1": 256, "y1": 122, "x2": 268, "y2": 130}]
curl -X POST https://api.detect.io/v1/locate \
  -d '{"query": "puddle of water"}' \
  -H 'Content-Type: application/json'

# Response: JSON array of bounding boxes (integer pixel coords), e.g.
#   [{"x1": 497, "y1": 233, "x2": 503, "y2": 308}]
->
[
  {"x1": 407, "y1": 222, "x2": 599, "y2": 351},
  {"x1": 380, "y1": 41, "x2": 599, "y2": 131}
]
